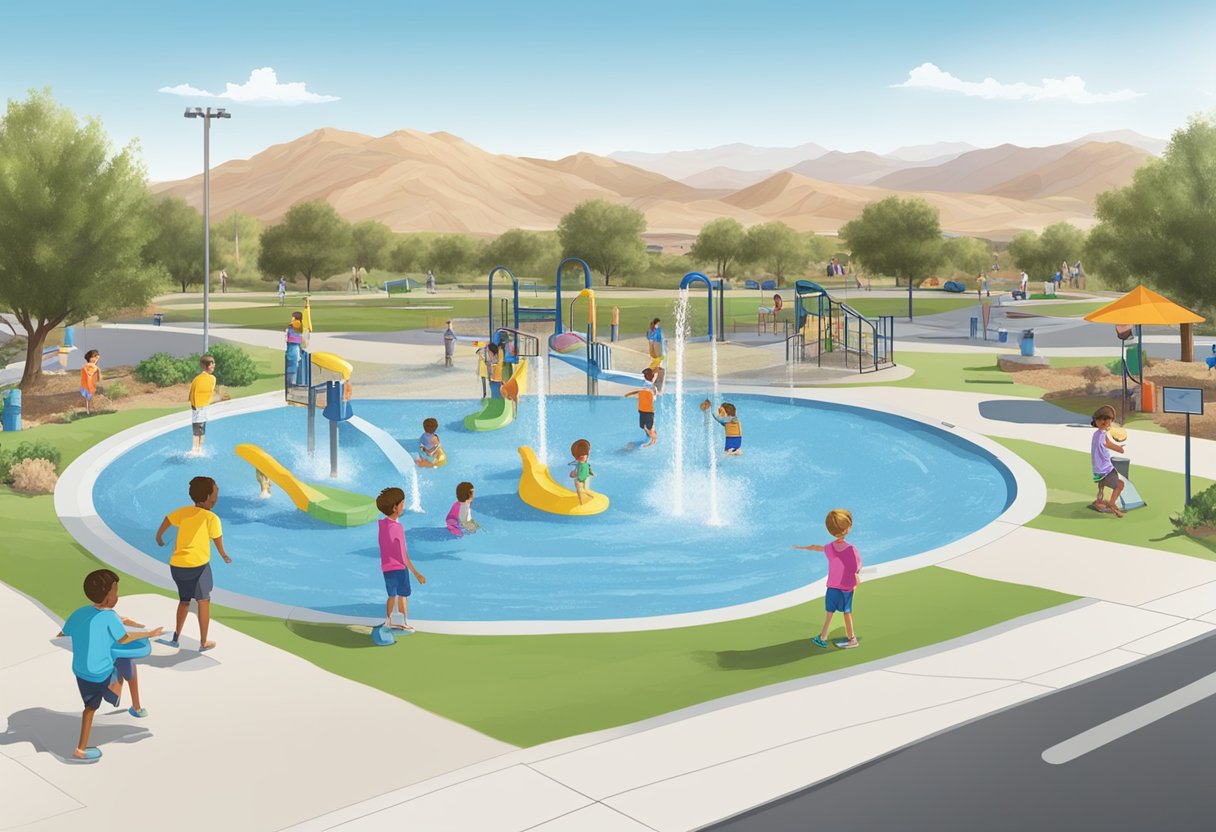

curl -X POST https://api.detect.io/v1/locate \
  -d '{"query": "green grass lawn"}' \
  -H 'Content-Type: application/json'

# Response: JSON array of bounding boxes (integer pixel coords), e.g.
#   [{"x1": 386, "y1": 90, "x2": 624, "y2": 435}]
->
[
  {"x1": 995, "y1": 437, "x2": 1216, "y2": 560},
  {"x1": 837, "y1": 352, "x2": 1110, "y2": 398},
  {"x1": 1022, "y1": 301, "x2": 1108, "y2": 319}
]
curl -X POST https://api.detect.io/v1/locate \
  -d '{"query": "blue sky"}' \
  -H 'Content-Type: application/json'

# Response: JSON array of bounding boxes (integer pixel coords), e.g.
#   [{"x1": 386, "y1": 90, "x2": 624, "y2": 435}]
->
[{"x1": 2, "y1": 0, "x2": 1212, "y2": 180}]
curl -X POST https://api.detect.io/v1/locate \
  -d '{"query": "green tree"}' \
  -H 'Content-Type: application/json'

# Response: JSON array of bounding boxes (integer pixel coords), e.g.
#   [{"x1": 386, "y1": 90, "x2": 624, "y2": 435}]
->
[
  {"x1": 428, "y1": 234, "x2": 483, "y2": 278},
  {"x1": 350, "y1": 220, "x2": 393, "y2": 274},
  {"x1": 389, "y1": 234, "x2": 431, "y2": 274},
  {"x1": 806, "y1": 233, "x2": 836, "y2": 269},
  {"x1": 257, "y1": 201, "x2": 351, "y2": 292},
  {"x1": 0, "y1": 90, "x2": 163, "y2": 389},
  {"x1": 1009, "y1": 223, "x2": 1086, "y2": 281},
  {"x1": 482, "y1": 229, "x2": 560, "y2": 277},
  {"x1": 942, "y1": 236, "x2": 991, "y2": 277},
  {"x1": 1084, "y1": 118, "x2": 1216, "y2": 307},
  {"x1": 557, "y1": 199, "x2": 647, "y2": 287},
  {"x1": 689, "y1": 217, "x2": 746, "y2": 280},
  {"x1": 841, "y1": 196, "x2": 943, "y2": 317},
  {"x1": 144, "y1": 197, "x2": 216, "y2": 293},
  {"x1": 742, "y1": 221, "x2": 809, "y2": 286},
  {"x1": 213, "y1": 211, "x2": 261, "y2": 286}
]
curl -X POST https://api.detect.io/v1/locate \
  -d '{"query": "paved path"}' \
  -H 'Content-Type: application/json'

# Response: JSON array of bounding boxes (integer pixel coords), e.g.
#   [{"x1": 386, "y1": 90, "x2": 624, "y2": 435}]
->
[{"x1": 0, "y1": 585, "x2": 513, "y2": 832}]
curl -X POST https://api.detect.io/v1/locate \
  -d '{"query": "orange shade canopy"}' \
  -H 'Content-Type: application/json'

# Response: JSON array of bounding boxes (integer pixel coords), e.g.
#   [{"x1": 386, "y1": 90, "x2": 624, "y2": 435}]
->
[{"x1": 1084, "y1": 285, "x2": 1205, "y2": 326}]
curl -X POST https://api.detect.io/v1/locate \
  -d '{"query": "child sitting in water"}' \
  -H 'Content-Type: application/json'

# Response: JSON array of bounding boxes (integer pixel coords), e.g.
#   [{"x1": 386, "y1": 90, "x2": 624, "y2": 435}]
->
[
  {"x1": 445, "y1": 481, "x2": 481, "y2": 537},
  {"x1": 701, "y1": 400, "x2": 743, "y2": 455},
  {"x1": 255, "y1": 470, "x2": 272, "y2": 499},
  {"x1": 568, "y1": 438, "x2": 594, "y2": 504},
  {"x1": 415, "y1": 417, "x2": 445, "y2": 468}
]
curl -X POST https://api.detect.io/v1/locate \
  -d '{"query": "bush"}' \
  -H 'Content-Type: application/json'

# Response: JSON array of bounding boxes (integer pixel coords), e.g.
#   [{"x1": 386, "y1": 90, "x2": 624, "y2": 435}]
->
[
  {"x1": 204, "y1": 343, "x2": 259, "y2": 387},
  {"x1": 105, "y1": 380, "x2": 129, "y2": 400},
  {"x1": 1082, "y1": 365, "x2": 1108, "y2": 394},
  {"x1": 135, "y1": 352, "x2": 194, "y2": 387},
  {"x1": 10, "y1": 457, "x2": 58, "y2": 494},
  {"x1": 1173, "y1": 484, "x2": 1216, "y2": 533},
  {"x1": 0, "y1": 440, "x2": 60, "y2": 483}
]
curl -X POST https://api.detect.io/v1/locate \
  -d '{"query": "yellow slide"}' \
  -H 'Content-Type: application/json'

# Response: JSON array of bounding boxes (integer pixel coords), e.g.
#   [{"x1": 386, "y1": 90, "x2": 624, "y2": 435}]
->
[
  {"x1": 501, "y1": 357, "x2": 529, "y2": 400},
  {"x1": 235, "y1": 444, "x2": 379, "y2": 527},
  {"x1": 310, "y1": 351, "x2": 352, "y2": 379},
  {"x1": 517, "y1": 445, "x2": 609, "y2": 516}
]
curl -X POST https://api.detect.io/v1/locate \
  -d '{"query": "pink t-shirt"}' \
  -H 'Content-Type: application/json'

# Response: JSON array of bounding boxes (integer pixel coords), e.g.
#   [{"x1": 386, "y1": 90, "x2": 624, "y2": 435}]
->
[
  {"x1": 378, "y1": 517, "x2": 407, "y2": 572},
  {"x1": 446, "y1": 501, "x2": 463, "y2": 537},
  {"x1": 825, "y1": 540, "x2": 861, "y2": 590}
]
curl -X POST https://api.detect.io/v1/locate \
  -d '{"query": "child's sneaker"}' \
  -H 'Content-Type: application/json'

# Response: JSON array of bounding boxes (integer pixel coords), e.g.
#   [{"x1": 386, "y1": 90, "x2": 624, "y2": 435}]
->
[
  {"x1": 837, "y1": 637, "x2": 860, "y2": 649},
  {"x1": 810, "y1": 635, "x2": 829, "y2": 649}
]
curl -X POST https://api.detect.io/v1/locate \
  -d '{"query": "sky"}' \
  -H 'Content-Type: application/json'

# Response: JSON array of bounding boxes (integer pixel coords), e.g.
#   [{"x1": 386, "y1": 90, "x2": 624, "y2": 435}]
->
[{"x1": 1, "y1": 0, "x2": 1213, "y2": 181}]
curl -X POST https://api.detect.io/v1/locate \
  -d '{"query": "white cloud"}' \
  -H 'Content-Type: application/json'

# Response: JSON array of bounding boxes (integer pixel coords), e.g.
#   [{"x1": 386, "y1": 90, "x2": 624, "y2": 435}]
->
[
  {"x1": 892, "y1": 62, "x2": 1141, "y2": 105},
  {"x1": 158, "y1": 67, "x2": 339, "y2": 105}
]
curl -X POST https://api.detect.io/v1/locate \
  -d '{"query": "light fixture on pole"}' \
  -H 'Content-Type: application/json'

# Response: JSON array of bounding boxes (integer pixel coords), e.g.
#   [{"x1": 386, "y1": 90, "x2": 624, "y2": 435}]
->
[{"x1": 184, "y1": 106, "x2": 232, "y2": 352}]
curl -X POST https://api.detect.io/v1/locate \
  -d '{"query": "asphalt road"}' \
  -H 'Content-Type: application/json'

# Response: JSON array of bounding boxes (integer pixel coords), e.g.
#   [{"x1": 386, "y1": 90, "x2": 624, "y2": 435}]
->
[{"x1": 706, "y1": 631, "x2": 1216, "y2": 831}]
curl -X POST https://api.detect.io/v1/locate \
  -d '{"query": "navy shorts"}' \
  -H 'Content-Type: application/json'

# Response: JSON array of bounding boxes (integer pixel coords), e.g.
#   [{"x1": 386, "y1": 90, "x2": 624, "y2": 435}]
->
[
  {"x1": 76, "y1": 673, "x2": 120, "y2": 710},
  {"x1": 724, "y1": 436, "x2": 742, "y2": 452},
  {"x1": 825, "y1": 587, "x2": 854, "y2": 613},
  {"x1": 639, "y1": 411, "x2": 655, "y2": 430},
  {"x1": 384, "y1": 569, "x2": 411, "y2": 598},
  {"x1": 171, "y1": 563, "x2": 214, "y2": 602},
  {"x1": 1095, "y1": 470, "x2": 1120, "y2": 489}
]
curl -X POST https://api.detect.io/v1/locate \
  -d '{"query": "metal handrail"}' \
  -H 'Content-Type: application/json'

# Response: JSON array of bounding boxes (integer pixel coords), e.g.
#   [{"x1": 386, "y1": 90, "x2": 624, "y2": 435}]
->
[{"x1": 494, "y1": 327, "x2": 540, "y2": 358}]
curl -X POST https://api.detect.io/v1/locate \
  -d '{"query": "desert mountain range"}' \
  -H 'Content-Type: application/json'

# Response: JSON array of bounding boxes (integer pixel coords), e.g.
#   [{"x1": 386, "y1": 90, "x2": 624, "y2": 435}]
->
[{"x1": 152, "y1": 127, "x2": 1162, "y2": 242}]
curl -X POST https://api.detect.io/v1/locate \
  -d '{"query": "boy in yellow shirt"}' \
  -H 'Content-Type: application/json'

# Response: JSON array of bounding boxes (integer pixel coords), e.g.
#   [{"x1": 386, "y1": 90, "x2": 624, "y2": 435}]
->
[
  {"x1": 155, "y1": 476, "x2": 232, "y2": 651},
  {"x1": 187, "y1": 355, "x2": 217, "y2": 456}
]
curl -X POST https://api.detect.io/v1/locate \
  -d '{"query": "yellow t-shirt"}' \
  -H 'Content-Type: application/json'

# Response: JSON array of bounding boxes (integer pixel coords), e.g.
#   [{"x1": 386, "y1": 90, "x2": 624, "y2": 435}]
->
[
  {"x1": 189, "y1": 372, "x2": 216, "y2": 408},
  {"x1": 167, "y1": 506, "x2": 222, "y2": 568}
]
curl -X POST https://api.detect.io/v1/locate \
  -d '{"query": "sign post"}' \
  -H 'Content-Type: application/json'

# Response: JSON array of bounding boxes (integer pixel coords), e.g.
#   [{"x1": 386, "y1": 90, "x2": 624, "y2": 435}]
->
[{"x1": 1162, "y1": 387, "x2": 1205, "y2": 505}]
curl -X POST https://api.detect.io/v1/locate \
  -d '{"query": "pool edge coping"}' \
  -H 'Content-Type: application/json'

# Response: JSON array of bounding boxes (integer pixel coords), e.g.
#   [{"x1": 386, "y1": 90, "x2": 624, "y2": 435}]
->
[{"x1": 55, "y1": 387, "x2": 1047, "y2": 635}]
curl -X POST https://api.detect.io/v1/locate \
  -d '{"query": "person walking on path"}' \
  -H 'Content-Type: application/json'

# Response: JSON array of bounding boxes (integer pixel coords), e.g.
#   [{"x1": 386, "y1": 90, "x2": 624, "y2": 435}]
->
[
  {"x1": 443, "y1": 320, "x2": 457, "y2": 368},
  {"x1": 277, "y1": 277, "x2": 287, "y2": 305},
  {"x1": 426, "y1": 270, "x2": 436, "y2": 294},
  {"x1": 220, "y1": 269, "x2": 227, "y2": 294},
  {"x1": 155, "y1": 476, "x2": 233, "y2": 652}
]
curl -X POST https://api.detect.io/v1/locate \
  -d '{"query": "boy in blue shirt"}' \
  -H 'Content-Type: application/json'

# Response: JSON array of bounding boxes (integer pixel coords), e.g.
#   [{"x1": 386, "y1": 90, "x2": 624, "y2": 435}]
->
[{"x1": 61, "y1": 569, "x2": 163, "y2": 761}]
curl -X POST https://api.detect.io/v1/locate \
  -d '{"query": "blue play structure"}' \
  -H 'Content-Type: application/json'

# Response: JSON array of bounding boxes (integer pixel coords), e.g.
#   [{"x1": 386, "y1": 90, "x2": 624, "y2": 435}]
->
[
  {"x1": 1205, "y1": 344, "x2": 1216, "y2": 371},
  {"x1": 791, "y1": 280, "x2": 895, "y2": 373},
  {"x1": 489, "y1": 258, "x2": 597, "y2": 339},
  {"x1": 678, "y1": 272, "x2": 726, "y2": 342}
]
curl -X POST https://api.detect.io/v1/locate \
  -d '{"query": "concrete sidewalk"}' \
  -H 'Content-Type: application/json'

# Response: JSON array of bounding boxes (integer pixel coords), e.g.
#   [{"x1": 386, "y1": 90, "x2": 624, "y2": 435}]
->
[{"x1": 0, "y1": 586, "x2": 514, "y2": 832}]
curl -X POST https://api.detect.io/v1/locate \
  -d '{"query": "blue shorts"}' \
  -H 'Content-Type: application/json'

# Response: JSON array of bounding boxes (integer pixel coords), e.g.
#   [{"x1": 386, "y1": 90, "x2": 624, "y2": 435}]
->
[
  {"x1": 80, "y1": 388, "x2": 93, "y2": 401},
  {"x1": 76, "y1": 672, "x2": 120, "y2": 710},
  {"x1": 489, "y1": 381, "x2": 503, "y2": 399},
  {"x1": 724, "y1": 436, "x2": 742, "y2": 452},
  {"x1": 825, "y1": 587, "x2": 854, "y2": 613},
  {"x1": 384, "y1": 569, "x2": 411, "y2": 598}
]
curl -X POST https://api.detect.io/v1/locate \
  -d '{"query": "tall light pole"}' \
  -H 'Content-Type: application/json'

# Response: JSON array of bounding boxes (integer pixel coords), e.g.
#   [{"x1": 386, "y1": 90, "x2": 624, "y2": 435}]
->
[{"x1": 184, "y1": 106, "x2": 231, "y2": 352}]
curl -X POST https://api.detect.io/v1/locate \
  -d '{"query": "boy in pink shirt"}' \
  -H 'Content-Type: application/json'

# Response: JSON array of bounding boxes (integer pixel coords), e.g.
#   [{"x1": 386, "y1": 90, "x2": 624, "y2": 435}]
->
[
  {"x1": 376, "y1": 487, "x2": 426, "y2": 631},
  {"x1": 794, "y1": 508, "x2": 861, "y2": 649}
]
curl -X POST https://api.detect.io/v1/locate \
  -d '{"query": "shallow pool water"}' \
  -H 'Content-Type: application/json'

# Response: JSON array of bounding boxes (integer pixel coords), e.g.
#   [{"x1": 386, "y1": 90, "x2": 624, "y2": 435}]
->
[{"x1": 93, "y1": 395, "x2": 1014, "y2": 621}]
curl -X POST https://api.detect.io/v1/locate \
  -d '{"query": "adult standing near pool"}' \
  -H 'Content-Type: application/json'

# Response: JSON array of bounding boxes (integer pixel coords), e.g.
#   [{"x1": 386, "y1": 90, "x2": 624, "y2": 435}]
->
[
  {"x1": 426, "y1": 269, "x2": 436, "y2": 294},
  {"x1": 443, "y1": 320, "x2": 456, "y2": 368}
]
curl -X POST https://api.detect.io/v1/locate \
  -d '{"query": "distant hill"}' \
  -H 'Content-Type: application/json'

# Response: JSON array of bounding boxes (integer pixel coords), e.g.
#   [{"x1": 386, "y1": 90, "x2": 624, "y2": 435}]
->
[
  {"x1": 885, "y1": 141, "x2": 978, "y2": 163},
  {"x1": 152, "y1": 127, "x2": 1153, "y2": 241},
  {"x1": 608, "y1": 142, "x2": 828, "y2": 181}
]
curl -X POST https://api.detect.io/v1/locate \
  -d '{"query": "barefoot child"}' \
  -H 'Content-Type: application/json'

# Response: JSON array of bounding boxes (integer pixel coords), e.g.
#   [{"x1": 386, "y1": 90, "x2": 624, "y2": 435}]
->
[
  {"x1": 61, "y1": 569, "x2": 163, "y2": 760},
  {"x1": 155, "y1": 476, "x2": 232, "y2": 651},
  {"x1": 445, "y1": 481, "x2": 481, "y2": 537},
  {"x1": 702, "y1": 400, "x2": 743, "y2": 456},
  {"x1": 188, "y1": 355, "x2": 216, "y2": 456},
  {"x1": 568, "y1": 439, "x2": 594, "y2": 505},
  {"x1": 1091, "y1": 405, "x2": 1126, "y2": 517},
  {"x1": 377, "y1": 487, "x2": 426, "y2": 630},
  {"x1": 80, "y1": 349, "x2": 101, "y2": 415},
  {"x1": 794, "y1": 509, "x2": 861, "y2": 649},
  {"x1": 624, "y1": 368, "x2": 659, "y2": 447},
  {"x1": 416, "y1": 417, "x2": 446, "y2": 467}
]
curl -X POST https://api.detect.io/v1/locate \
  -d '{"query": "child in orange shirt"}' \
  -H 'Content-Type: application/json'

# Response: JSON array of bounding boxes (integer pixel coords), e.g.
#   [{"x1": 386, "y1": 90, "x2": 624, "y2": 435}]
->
[{"x1": 80, "y1": 349, "x2": 101, "y2": 415}]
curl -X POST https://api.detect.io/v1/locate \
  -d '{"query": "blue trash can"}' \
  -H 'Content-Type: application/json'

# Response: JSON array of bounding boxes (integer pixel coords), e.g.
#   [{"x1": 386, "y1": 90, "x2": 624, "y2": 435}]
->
[
  {"x1": 2, "y1": 388, "x2": 21, "y2": 432},
  {"x1": 1020, "y1": 328, "x2": 1036, "y2": 357},
  {"x1": 969, "y1": 317, "x2": 978, "y2": 338},
  {"x1": 998, "y1": 328, "x2": 1008, "y2": 344}
]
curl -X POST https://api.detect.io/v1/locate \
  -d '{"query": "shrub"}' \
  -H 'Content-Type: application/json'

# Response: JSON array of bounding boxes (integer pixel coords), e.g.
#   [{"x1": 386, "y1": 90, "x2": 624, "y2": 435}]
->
[
  {"x1": 203, "y1": 343, "x2": 259, "y2": 387},
  {"x1": 135, "y1": 352, "x2": 194, "y2": 387},
  {"x1": 1173, "y1": 484, "x2": 1216, "y2": 533},
  {"x1": 0, "y1": 440, "x2": 60, "y2": 482},
  {"x1": 1082, "y1": 365, "x2": 1108, "y2": 394},
  {"x1": 10, "y1": 457, "x2": 58, "y2": 495},
  {"x1": 105, "y1": 380, "x2": 129, "y2": 400}
]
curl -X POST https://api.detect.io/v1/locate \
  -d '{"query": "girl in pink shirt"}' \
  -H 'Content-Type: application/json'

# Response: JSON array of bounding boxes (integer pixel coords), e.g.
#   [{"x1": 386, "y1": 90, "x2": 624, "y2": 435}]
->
[{"x1": 794, "y1": 508, "x2": 861, "y2": 649}]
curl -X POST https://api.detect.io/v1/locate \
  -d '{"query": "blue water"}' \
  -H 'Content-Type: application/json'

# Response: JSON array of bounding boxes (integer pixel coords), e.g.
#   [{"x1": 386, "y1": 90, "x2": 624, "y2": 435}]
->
[{"x1": 92, "y1": 395, "x2": 1014, "y2": 621}]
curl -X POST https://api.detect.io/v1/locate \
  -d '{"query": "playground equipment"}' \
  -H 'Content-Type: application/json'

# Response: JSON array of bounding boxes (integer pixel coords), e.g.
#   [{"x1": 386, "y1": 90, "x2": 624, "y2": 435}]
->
[
  {"x1": 235, "y1": 443, "x2": 378, "y2": 526},
  {"x1": 464, "y1": 327, "x2": 537, "y2": 431},
  {"x1": 790, "y1": 280, "x2": 894, "y2": 373},
  {"x1": 517, "y1": 445, "x2": 609, "y2": 516},
  {"x1": 285, "y1": 349, "x2": 354, "y2": 476},
  {"x1": 383, "y1": 277, "x2": 418, "y2": 294},
  {"x1": 678, "y1": 272, "x2": 726, "y2": 342},
  {"x1": 1112, "y1": 455, "x2": 1146, "y2": 512}
]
